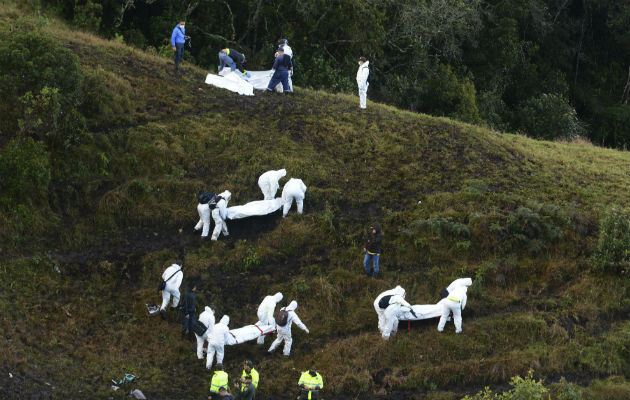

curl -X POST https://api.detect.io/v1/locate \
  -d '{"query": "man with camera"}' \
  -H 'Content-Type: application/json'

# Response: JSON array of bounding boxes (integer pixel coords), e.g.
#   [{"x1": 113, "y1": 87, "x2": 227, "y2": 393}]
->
[{"x1": 171, "y1": 20, "x2": 190, "y2": 73}]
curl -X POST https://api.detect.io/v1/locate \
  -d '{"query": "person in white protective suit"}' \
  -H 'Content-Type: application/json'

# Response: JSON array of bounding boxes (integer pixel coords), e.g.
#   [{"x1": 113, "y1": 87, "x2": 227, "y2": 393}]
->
[
  {"x1": 195, "y1": 306, "x2": 215, "y2": 360},
  {"x1": 373, "y1": 286, "x2": 405, "y2": 333},
  {"x1": 207, "y1": 315, "x2": 230, "y2": 369},
  {"x1": 438, "y1": 285, "x2": 469, "y2": 333},
  {"x1": 258, "y1": 169, "x2": 287, "y2": 200},
  {"x1": 160, "y1": 263, "x2": 183, "y2": 317},
  {"x1": 256, "y1": 292, "x2": 283, "y2": 344},
  {"x1": 268, "y1": 300, "x2": 309, "y2": 356},
  {"x1": 356, "y1": 57, "x2": 370, "y2": 109},
  {"x1": 211, "y1": 190, "x2": 232, "y2": 241},
  {"x1": 281, "y1": 178, "x2": 307, "y2": 217},
  {"x1": 381, "y1": 292, "x2": 412, "y2": 340},
  {"x1": 194, "y1": 201, "x2": 211, "y2": 238}
]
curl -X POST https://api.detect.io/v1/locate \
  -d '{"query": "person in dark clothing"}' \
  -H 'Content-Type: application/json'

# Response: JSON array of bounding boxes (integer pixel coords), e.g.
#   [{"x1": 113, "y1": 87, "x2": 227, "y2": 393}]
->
[
  {"x1": 209, "y1": 386, "x2": 234, "y2": 400},
  {"x1": 363, "y1": 222, "x2": 383, "y2": 277},
  {"x1": 234, "y1": 375, "x2": 256, "y2": 400},
  {"x1": 181, "y1": 281, "x2": 197, "y2": 341},
  {"x1": 218, "y1": 48, "x2": 248, "y2": 75},
  {"x1": 266, "y1": 46, "x2": 293, "y2": 93}
]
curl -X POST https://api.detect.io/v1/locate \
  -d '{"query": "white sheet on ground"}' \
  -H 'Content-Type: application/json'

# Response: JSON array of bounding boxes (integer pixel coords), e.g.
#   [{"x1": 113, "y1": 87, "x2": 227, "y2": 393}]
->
[
  {"x1": 226, "y1": 323, "x2": 276, "y2": 345},
  {"x1": 219, "y1": 69, "x2": 272, "y2": 91},
  {"x1": 227, "y1": 198, "x2": 283, "y2": 220},
  {"x1": 205, "y1": 72, "x2": 254, "y2": 96},
  {"x1": 397, "y1": 298, "x2": 451, "y2": 321}
]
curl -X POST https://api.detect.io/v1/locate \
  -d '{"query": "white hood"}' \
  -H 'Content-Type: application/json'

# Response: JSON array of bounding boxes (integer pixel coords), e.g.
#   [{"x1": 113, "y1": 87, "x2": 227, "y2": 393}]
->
[
  {"x1": 273, "y1": 292, "x2": 284, "y2": 303},
  {"x1": 278, "y1": 169, "x2": 287, "y2": 179},
  {"x1": 393, "y1": 285, "x2": 406, "y2": 298},
  {"x1": 285, "y1": 300, "x2": 298, "y2": 311},
  {"x1": 219, "y1": 315, "x2": 230, "y2": 326},
  {"x1": 219, "y1": 190, "x2": 232, "y2": 202}
]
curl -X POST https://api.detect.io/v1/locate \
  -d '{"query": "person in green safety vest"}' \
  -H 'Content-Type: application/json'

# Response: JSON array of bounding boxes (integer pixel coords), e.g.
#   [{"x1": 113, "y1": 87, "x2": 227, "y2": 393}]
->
[
  {"x1": 240, "y1": 360, "x2": 259, "y2": 389},
  {"x1": 298, "y1": 366, "x2": 323, "y2": 400},
  {"x1": 209, "y1": 364, "x2": 229, "y2": 397}
]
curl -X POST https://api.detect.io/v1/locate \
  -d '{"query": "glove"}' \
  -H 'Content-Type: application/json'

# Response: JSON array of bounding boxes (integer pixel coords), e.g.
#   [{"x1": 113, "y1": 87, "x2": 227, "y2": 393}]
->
[
  {"x1": 289, "y1": 70, "x2": 293, "y2": 77},
  {"x1": 269, "y1": 71, "x2": 274, "y2": 77}
]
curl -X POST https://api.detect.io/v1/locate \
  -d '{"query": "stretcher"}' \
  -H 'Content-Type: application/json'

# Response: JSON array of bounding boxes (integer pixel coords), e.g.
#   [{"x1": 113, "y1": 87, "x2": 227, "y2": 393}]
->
[
  {"x1": 226, "y1": 323, "x2": 276, "y2": 346},
  {"x1": 396, "y1": 298, "x2": 453, "y2": 330},
  {"x1": 227, "y1": 198, "x2": 283, "y2": 220}
]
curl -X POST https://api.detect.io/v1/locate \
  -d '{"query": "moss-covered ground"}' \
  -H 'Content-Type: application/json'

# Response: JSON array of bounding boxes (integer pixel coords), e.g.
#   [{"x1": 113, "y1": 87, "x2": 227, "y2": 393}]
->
[{"x1": 0, "y1": 4, "x2": 629, "y2": 399}]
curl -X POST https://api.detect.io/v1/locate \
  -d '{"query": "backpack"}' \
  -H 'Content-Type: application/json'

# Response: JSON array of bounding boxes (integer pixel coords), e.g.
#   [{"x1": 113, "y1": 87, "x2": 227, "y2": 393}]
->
[
  {"x1": 192, "y1": 320, "x2": 208, "y2": 336},
  {"x1": 275, "y1": 309, "x2": 289, "y2": 327},
  {"x1": 378, "y1": 295, "x2": 392, "y2": 309},
  {"x1": 366, "y1": 67, "x2": 372, "y2": 84},
  {"x1": 198, "y1": 192, "x2": 223, "y2": 210}
]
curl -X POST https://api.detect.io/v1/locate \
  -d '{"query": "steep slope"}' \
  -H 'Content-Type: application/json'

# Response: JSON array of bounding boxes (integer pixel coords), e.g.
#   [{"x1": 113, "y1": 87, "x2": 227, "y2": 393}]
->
[{"x1": 1, "y1": 6, "x2": 629, "y2": 400}]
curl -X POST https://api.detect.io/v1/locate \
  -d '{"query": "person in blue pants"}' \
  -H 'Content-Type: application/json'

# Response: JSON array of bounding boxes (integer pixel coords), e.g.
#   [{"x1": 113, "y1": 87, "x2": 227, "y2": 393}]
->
[
  {"x1": 171, "y1": 20, "x2": 190, "y2": 73},
  {"x1": 266, "y1": 46, "x2": 293, "y2": 93},
  {"x1": 181, "y1": 281, "x2": 197, "y2": 342},
  {"x1": 363, "y1": 222, "x2": 383, "y2": 277}
]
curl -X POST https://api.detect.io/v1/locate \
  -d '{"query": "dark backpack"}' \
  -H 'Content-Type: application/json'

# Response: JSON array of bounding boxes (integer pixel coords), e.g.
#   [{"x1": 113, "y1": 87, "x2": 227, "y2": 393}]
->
[
  {"x1": 192, "y1": 320, "x2": 208, "y2": 336},
  {"x1": 378, "y1": 295, "x2": 392, "y2": 309},
  {"x1": 157, "y1": 267, "x2": 181, "y2": 293},
  {"x1": 198, "y1": 192, "x2": 223, "y2": 210},
  {"x1": 366, "y1": 67, "x2": 372, "y2": 84},
  {"x1": 276, "y1": 309, "x2": 289, "y2": 327}
]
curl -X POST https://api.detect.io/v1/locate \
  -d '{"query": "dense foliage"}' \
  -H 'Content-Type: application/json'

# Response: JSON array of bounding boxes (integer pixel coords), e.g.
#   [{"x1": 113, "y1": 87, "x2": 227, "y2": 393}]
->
[{"x1": 41, "y1": 0, "x2": 630, "y2": 147}]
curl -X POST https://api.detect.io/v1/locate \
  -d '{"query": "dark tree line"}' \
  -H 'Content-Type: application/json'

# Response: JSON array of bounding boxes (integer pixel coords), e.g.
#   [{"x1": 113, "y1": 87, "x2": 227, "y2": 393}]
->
[{"x1": 46, "y1": 0, "x2": 629, "y2": 148}]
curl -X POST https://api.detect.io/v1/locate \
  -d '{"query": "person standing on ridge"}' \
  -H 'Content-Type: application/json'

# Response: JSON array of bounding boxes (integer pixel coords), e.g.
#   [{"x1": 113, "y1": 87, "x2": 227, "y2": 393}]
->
[
  {"x1": 171, "y1": 20, "x2": 190, "y2": 73},
  {"x1": 266, "y1": 46, "x2": 293, "y2": 94},
  {"x1": 356, "y1": 56, "x2": 370, "y2": 109},
  {"x1": 181, "y1": 281, "x2": 197, "y2": 341},
  {"x1": 363, "y1": 222, "x2": 383, "y2": 277}
]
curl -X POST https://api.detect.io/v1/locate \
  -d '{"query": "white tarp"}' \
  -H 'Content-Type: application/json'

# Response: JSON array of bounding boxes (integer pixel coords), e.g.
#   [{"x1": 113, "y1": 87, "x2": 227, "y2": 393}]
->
[
  {"x1": 397, "y1": 298, "x2": 450, "y2": 321},
  {"x1": 226, "y1": 323, "x2": 276, "y2": 345},
  {"x1": 227, "y1": 198, "x2": 283, "y2": 220},
  {"x1": 205, "y1": 72, "x2": 254, "y2": 96},
  {"x1": 219, "y1": 68, "x2": 272, "y2": 91}
]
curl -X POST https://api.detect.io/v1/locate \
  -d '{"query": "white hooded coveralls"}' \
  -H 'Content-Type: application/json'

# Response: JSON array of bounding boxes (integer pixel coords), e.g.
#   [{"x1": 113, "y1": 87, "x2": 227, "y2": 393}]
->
[
  {"x1": 281, "y1": 178, "x2": 307, "y2": 217},
  {"x1": 268, "y1": 300, "x2": 309, "y2": 356},
  {"x1": 438, "y1": 285, "x2": 468, "y2": 333},
  {"x1": 256, "y1": 292, "x2": 283, "y2": 344},
  {"x1": 195, "y1": 306, "x2": 215, "y2": 359},
  {"x1": 160, "y1": 264, "x2": 183, "y2": 311},
  {"x1": 207, "y1": 315, "x2": 230, "y2": 369},
  {"x1": 258, "y1": 169, "x2": 287, "y2": 200},
  {"x1": 356, "y1": 61, "x2": 370, "y2": 109},
  {"x1": 194, "y1": 203, "x2": 211, "y2": 237},
  {"x1": 374, "y1": 286, "x2": 405, "y2": 333},
  {"x1": 211, "y1": 190, "x2": 231, "y2": 241},
  {"x1": 382, "y1": 294, "x2": 411, "y2": 340}
]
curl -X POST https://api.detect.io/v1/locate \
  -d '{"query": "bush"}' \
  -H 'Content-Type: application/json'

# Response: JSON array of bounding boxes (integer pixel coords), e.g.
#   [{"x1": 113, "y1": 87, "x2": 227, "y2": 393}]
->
[
  {"x1": 72, "y1": 0, "x2": 102, "y2": 32},
  {"x1": 514, "y1": 93, "x2": 585, "y2": 141},
  {"x1": 591, "y1": 208, "x2": 630, "y2": 275},
  {"x1": 462, "y1": 370, "x2": 547, "y2": 399},
  {"x1": 0, "y1": 22, "x2": 85, "y2": 147},
  {"x1": 0, "y1": 138, "x2": 51, "y2": 209}
]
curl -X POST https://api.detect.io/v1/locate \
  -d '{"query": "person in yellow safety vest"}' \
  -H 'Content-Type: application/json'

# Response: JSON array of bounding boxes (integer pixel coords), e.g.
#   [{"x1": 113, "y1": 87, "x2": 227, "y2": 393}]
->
[
  {"x1": 210, "y1": 364, "x2": 229, "y2": 397},
  {"x1": 298, "y1": 366, "x2": 323, "y2": 400},
  {"x1": 241, "y1": 360, "x2": 259, "y2": 389}
]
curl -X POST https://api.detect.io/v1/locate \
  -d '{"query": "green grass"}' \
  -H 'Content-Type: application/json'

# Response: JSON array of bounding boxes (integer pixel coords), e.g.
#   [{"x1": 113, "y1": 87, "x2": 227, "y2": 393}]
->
[{"x1": 0, "y1": 3, "x2": 629, "y2": 399}]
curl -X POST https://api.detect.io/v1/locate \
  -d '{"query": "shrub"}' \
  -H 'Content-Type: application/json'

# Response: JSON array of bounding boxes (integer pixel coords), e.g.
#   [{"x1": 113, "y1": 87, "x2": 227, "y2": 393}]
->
[
  {"x1": 591, "y1": 208, "x2": 630, "y2": 275},
  {"x1": 514, "y1": 93, "x2": 585, "y2": 141},
  {"x1": 462, "y1": 370, "x2": 547, "y2": 399},
  {"x1": 72, "y1": 0, "x2": 102, "y2": 32},
  {"x1": 0, "y1": 22, "x2": 85, "y2": 147},
  {"x1": 0, "y1": 137, "x2": 51, "y2": 209}
]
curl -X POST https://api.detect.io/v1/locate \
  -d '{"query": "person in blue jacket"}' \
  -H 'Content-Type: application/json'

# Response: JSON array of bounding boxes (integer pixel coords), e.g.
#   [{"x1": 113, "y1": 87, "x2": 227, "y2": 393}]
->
[
  {"x1": 171, "y1": 20, "x2": 190, "y2": 72},
  {"x1": 266, "y1": 46, "x2": 293, "y2": 93}
]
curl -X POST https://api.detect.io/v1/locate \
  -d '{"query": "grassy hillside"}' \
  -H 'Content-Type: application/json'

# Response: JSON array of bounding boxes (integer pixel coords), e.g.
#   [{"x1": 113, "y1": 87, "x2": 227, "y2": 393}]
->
[{"x1": 1, "y1": 4, "x2": 629, "y2": 399}]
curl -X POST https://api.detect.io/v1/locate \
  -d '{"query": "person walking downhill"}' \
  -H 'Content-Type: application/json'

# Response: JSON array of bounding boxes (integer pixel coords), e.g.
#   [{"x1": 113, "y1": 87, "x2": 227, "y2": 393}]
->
[
  {"x1": 363, "y1": 222, "x2": 383, "y2": 277},
  {"x1": 171, "y1": 20, "x2": 190, "y2": 73}
]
